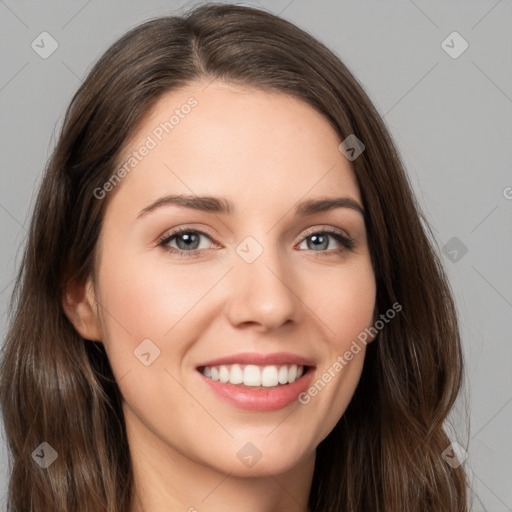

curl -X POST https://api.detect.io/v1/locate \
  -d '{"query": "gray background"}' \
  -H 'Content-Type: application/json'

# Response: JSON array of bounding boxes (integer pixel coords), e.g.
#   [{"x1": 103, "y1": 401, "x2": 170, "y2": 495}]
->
[{"x1": 1, "y1": 0, "x2": 511, "y2": 510}]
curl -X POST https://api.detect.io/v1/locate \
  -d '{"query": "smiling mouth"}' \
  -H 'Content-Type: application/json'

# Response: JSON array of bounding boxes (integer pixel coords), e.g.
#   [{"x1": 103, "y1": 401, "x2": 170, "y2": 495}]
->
[{"x1": 197, "y1": 363, "x2": 311, "y2": 388}]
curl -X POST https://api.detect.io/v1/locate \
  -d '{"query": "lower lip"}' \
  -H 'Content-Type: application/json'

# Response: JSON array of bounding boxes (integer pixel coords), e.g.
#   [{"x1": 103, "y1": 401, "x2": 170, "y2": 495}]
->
[{"x1": 197, "y1": 368, "x2": 315, "y2": 411}]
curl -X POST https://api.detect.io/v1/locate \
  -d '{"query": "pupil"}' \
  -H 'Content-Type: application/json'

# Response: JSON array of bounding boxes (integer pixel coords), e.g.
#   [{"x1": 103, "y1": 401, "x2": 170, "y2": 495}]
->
[
  {"x1": 177, "y1": 233, "x2": 199, "y2": 250},
  {"x1": 309, "y1": 234, "x2": 327, "y2": 250}
]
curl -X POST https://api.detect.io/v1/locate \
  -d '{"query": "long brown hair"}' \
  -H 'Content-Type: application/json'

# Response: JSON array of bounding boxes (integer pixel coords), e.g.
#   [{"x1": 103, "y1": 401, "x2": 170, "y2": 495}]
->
[{"x1": 0, "y1": 3, "x2": 469, "y2": 511}]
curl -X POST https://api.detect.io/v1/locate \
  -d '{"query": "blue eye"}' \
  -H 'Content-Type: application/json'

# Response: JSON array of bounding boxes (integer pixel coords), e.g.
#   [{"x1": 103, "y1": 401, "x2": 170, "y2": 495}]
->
[
  {"x1": 157, "y1": 227, "x2": 355, "y2": 258},
  {"x1": 157, "y1": 228, "x2": 212, "y2": 258},
  {"x1": 297, "y1": 230, "x2": 355, "y2": 254}
]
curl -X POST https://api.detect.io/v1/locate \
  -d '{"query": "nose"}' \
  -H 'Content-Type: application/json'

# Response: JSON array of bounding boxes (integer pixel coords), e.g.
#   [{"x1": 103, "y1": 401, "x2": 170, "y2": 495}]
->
[{"x1": 223, "y1": 239, "x2": 300, "y2": 332}]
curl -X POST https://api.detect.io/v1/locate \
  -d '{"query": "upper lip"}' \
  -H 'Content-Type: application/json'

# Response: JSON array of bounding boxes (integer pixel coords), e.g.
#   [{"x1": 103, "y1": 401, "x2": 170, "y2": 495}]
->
[{"x1": 196, "y1": 352, "x2": 316, "y2": 369}]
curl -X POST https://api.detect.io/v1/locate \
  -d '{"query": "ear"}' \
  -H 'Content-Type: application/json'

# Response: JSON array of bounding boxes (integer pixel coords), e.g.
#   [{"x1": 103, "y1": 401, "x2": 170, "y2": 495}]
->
[{"x1": 62, "y1": 275, "x2": 103, "y2": 342}]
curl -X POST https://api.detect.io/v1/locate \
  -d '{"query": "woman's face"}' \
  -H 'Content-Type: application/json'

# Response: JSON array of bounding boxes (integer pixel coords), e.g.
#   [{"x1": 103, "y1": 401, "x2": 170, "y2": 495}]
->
[{"x1": 89, "y1": 80, "x2": 376, "y2": 476}]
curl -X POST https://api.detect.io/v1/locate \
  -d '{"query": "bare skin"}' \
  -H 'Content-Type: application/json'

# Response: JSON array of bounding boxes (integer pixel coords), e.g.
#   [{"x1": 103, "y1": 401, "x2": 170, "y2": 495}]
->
[{"x1": 63, "y1": 79, "x2": 376, "y2": 512}]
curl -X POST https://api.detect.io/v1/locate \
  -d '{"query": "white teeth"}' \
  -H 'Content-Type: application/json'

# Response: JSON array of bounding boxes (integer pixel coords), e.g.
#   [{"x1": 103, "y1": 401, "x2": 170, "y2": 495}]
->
[
  {"x1": 261, "y1": 365, "x2": 279, "y2": 387},
  {"x1": 201, "y1": 363, "x2": 306, "y2": 387},
  {"x1": 287, "y1": 364, "x2": 297, "y2": 383},
  {"x1": 229, "y1": 363, "x2": 243, "y2": 384},
  {"x1": 219, "y1": 365, "x2": 230, "y2": 383},
  {"x1": 244, "y1": 365, "x2": 261, "y2": 386},
  {"x1": 278, "y1": 365, "x2": 288, "y2": 384}
]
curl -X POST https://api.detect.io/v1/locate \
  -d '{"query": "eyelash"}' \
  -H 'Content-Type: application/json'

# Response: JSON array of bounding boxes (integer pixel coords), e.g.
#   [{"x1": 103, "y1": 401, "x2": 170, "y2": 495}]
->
[{"x1": 157, "y1": 226, "x2": 355, "y2": 259}]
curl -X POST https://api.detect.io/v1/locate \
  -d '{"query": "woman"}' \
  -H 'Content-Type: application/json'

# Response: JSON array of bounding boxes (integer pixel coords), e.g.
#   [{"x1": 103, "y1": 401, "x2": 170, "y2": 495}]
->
[{"x1": 0, "y1": 3, "x2": 469, "y2": 511}]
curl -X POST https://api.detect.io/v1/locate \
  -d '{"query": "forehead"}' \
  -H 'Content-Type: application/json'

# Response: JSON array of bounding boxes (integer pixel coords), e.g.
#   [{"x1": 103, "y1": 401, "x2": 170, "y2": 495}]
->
[{"x1": 108, "y1": 80, "x2": 361, "y2": 214}]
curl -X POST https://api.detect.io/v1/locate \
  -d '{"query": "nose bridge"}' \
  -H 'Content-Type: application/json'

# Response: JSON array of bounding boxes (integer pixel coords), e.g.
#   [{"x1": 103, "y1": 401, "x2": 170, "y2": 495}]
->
[{"x1": 225, "y1": 232, "x2": 299, "y2": 330}]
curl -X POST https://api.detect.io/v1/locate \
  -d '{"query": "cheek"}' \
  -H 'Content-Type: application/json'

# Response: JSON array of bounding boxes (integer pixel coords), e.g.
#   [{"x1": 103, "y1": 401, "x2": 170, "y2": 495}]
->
[
  {"x1": 94, "y1": 252, "x2": 201, "y2": 417},
  {"x1": 94, "y1": 248, "x2": 226, "y2": 386},
  {"x1": 297, "y1": 260, "x2": 375, "y2": 440},
  {"x1": 310, "y1": 260, "x2": 376, "y2": 345},
  {"x1": 98, "y1": 251, "x2": 209, "y2": 339}
]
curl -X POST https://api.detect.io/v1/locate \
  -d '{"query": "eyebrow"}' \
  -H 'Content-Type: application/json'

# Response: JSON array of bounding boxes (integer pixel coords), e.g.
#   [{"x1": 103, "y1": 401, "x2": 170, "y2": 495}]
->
[{"x1": 136, "y1": 194, "x2": 365, "y2": 219}]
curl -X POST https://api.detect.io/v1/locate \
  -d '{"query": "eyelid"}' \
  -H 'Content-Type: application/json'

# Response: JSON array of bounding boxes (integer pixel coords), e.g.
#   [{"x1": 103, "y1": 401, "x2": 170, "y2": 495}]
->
[{"x1": 298, "y1": 224, "x2": 351, "y2": 241}]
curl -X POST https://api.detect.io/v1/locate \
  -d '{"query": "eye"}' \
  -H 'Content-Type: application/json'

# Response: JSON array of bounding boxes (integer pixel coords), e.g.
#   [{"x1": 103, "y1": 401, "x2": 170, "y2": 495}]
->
[
  {"x1": 296, "y1": 228, "x2": 355, "y2": 256},
  {"x1": 157, "y1": 228, "x2": 216, "y2": 258}
]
